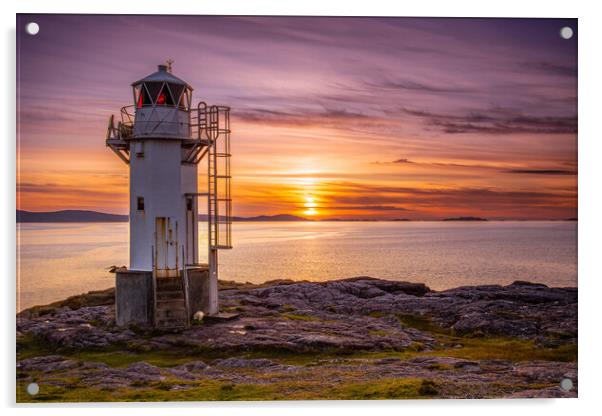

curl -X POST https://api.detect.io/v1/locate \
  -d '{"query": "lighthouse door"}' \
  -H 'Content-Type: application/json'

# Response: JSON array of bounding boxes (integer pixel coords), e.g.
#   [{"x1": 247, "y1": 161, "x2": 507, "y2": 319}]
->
[{"x1": 154, "y1": 217, "x2": 179, "y2": 278}]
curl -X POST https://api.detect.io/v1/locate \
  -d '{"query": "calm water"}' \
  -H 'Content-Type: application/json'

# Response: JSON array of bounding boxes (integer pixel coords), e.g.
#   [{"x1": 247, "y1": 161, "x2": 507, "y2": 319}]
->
[{"x1": 16, "y1": 221, "x2": 577, "y2": 311}]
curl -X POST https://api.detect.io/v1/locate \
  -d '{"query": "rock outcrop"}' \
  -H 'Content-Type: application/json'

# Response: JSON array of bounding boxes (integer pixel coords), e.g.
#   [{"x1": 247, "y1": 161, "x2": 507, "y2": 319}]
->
[{"x1": 16, "y1": 277, "x2": 577, "y2": 401}]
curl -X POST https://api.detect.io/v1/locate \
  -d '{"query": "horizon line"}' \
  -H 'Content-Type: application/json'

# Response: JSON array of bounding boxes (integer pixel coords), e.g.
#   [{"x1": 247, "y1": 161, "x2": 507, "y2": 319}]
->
[{"x1": 16, "y1": 209, "x2": 578, "y2": 222}]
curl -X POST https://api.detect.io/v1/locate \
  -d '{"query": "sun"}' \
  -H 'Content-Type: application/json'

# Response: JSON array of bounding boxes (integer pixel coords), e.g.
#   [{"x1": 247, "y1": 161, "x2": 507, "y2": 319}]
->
[{"x1": 303, "y1": 197, "x2": 319, "y2": 216}]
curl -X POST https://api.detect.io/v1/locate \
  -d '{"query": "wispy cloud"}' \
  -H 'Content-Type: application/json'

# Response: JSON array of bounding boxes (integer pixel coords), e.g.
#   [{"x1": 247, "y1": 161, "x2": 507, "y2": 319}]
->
[
  {"x1": 234, "y1": 107, "x2": 375, "y2": 127},
  {"x1": 321, "y1": 181, "x2": 576, "y2": 219},
  {"x1": 366, "y1": 78, "x2": 477, "y2": 95},
  {"x1": 519, "y1": 61, "x2": 577, "y2": 78},
  {"x1": 505, "y1": 169, "x2": 577, "y2": 175},
  {"x1": 401, "y1": 108, "x2": 577, "y2": 135}
]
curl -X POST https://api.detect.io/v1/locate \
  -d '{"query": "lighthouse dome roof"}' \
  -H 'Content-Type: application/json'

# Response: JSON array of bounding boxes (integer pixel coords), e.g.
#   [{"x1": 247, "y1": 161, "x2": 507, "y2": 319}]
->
[{"x1": 132, "y1": 64, "x2": 192, "y2": 90}]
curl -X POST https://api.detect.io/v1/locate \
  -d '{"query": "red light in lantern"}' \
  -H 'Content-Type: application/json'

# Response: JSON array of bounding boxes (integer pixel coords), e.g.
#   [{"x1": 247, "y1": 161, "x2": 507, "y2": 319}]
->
[{"x1": 157, "y1": 93, "x2": 166, "y2": 105}]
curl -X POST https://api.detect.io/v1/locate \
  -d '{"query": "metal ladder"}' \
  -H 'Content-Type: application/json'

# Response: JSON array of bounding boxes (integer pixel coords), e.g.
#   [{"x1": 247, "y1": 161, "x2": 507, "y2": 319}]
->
[
  {"x1": 187, "y1": 102, "x2": 232, "y2": 315},
  {"x1": 204, "y1": 104, "x2": 232, "y2": 250}
]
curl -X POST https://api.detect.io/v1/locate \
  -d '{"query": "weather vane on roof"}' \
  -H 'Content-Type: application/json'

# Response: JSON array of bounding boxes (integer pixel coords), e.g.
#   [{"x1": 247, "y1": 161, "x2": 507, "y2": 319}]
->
[{"x1": 166, "y1": 58, "x2": 174, "y2": 73}]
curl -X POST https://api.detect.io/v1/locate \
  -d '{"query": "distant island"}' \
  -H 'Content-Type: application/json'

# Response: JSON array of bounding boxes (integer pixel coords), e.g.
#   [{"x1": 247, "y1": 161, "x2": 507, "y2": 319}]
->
[
  {"x1": 442, "y1": 216, "x2": 488, "y2": 221},
  {"x1": 17, "y1": 210, "x2": 128, "y2": 223}
]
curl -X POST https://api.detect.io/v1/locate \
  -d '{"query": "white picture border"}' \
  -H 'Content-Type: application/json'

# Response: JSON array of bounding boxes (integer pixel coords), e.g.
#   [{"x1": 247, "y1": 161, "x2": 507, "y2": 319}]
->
[{"x1": 2, "y1": 1, "x2": 600, "y2": 414}]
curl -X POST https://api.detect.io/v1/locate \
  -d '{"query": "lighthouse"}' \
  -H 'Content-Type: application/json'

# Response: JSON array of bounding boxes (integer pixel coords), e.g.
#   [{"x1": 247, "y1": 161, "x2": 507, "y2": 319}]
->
[{"x1": 106, "y1": 63, "x2": 232, "y2": 328}]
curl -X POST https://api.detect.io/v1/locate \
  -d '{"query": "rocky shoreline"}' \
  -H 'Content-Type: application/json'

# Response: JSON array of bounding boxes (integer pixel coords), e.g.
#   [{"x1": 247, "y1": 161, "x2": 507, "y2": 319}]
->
[{"x1": 16, "y1": 277, "x2": 577, "y2": 401}]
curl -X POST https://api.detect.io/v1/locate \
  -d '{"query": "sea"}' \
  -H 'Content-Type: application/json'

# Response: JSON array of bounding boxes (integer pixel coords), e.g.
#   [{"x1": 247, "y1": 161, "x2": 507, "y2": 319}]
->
[{"x1": 16, "y1": 221, "x2": 577, "y2": 311}]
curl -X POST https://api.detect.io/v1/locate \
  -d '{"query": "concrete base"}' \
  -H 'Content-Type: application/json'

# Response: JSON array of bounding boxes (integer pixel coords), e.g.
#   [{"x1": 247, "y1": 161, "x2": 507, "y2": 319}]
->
[
  {"x1": 115, "y1": 270, "x2": 153, "y2": 326},
  {"x1": 186, "y1": 267, "x2": 211, "y2": 316},
  {"x1": 115, "y1": 267, "x2": 211, "y2": 327}
]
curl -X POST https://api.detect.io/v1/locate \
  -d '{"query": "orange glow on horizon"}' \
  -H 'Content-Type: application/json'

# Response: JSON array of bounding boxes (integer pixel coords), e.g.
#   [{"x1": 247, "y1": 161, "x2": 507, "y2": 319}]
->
[{"x1": 303, "y1": 208, "x2": 318, "y2": 216}]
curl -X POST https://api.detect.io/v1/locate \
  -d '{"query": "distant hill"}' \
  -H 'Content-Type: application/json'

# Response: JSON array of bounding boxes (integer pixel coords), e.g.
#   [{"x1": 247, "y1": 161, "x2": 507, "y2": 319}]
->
[
  {"x1": 327, "y1": 218, "x2": 411, "y2": 222},
  {"x1": 233, "y1": 214, "x2": 308, "y2": 222},
  {"x1": 443, "y1": 216, "x2": 488, "y2": 221},
  {"x1": 17, "y1": 210, "x2": 128, "y2": 223},
  {"x1": 17, "y1": 210, "x2": 309, "y2": 223}
]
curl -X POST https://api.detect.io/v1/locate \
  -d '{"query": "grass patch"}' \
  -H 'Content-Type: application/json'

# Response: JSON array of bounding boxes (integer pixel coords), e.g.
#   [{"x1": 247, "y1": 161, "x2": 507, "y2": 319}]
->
[
  {"x1": 70, "y1": 348, "x2": 201, "y2": 368},
  {"x1": 395, "y1": 314, "x2": 452, "y2": 335},
  {"x1": 417, "y1": 379, "x2": 439, "y2": 396},
  {"x1": 424, "y1": 337, "x2": 577, "y2": 362},
  {"x1": 17, "y1": 333, "x2": 55, "y2": 360},
  {"x1": 328, "y1": 378, "x2": 437, "y2": 400},
  {"x1": 351, "y1": 338, "x2": 576, "y2": 363},
  {"x1": 222, "y1": 305, "x2": 245, "y2": 313},
  {"x1": 389, "y1": 312, "x2": 577, "y2": 363},
  {"x1": 282, "y1": 313, "x2": 319, "y2": 322},
  {"x1": 17, "y1": 376, "x2": 445, "y2": 402},
  {"x1": 368, "y1": 329, "x2": 390, "y2": 337}
]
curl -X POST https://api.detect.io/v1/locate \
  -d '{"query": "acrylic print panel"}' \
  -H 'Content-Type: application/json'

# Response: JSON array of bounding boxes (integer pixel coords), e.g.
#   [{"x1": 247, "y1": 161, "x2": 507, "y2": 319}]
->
[{"x1": 16, "y1": 14, "x2": 577, "y2": 402}]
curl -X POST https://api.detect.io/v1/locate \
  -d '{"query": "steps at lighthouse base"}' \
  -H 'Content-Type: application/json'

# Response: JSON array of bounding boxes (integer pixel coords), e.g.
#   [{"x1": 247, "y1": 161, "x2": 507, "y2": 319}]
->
[
  {"x1": 156, "y1": 278, "x2": 184, "y2": 291},
  {"x1": 156, "y1": 299, "x2": 187, "y2": 312},
  {"x1": 154, "y1": 277, "x2": 189, "y2": 330},
  {"x1": 157, "y1": 291, "x2": 186, "y2": 301}
]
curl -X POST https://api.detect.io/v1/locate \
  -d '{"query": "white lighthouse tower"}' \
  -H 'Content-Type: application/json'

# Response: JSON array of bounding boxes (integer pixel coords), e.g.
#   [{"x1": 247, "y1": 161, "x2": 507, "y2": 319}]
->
[{"x1": 106, "y1": 63, "x2": 232, "y2": 328}]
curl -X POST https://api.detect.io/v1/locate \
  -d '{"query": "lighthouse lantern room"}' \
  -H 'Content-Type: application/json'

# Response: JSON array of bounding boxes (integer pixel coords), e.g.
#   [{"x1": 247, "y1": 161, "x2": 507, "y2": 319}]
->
[{"x1": 106, "y1": 63, "x2": 232, "y2": 329}]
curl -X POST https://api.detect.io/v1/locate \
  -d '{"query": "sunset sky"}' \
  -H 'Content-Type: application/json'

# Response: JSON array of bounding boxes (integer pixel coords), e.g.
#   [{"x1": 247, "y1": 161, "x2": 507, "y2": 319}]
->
[{"x1": 17, "y1": 15, "x2": 577, "y2": 220}]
